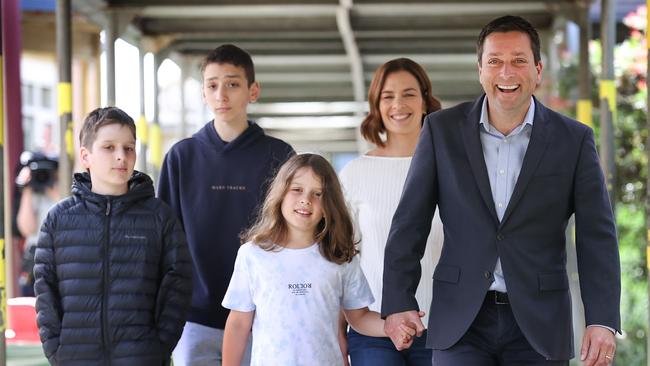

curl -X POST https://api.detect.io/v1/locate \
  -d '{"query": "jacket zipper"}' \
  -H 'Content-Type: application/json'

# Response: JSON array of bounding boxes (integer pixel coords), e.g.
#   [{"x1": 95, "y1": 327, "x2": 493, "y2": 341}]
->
[{"x1": 102, "y1": 199, "x2": 111, "y2": 366}]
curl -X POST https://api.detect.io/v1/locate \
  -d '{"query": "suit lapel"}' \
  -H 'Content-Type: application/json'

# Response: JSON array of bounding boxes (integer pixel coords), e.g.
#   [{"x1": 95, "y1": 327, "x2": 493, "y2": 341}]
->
[
  {"x1": 460, "y1": 96, "x2": 499, "y2": 225},
  {"x1": 499, "y1": 98, "x2": 551, "y2": 228}
]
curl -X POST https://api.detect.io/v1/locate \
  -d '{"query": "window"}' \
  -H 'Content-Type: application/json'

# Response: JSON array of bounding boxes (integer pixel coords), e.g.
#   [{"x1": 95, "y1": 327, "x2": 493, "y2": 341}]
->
[
  {"x1": 22, "y1": 83, "x2": 34, "y2": 106},
  {"x1": 41, "y1": 86, "x2": 52, "y2": 109},
  {"x1": 22, "y1": 115, "x2": 35, "y2": 151}
]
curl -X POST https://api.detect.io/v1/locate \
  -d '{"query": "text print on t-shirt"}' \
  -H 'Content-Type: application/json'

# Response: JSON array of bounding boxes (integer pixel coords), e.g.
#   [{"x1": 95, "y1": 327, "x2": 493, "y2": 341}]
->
[
  {"x1": 288, "y1": 283, "x2": 312, "y2": 296},
  {"x1": 211, "y1": 185, "x2": 247, "y2": 191}
]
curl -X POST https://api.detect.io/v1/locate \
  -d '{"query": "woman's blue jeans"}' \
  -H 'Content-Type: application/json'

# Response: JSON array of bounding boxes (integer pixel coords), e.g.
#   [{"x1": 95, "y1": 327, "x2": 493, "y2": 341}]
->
[{"x1": 347, "y1": 327, "x2": 432, "y2": 366}]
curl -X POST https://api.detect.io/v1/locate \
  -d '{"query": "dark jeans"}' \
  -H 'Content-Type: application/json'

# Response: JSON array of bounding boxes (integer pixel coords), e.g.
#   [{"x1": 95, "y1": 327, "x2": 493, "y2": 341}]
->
[
  {"x1": 432, "y1": 293, "x2": 569, "y2": 366},
  {"x1": 348, "y1": 327, "x2": 432, "y2": 366}
]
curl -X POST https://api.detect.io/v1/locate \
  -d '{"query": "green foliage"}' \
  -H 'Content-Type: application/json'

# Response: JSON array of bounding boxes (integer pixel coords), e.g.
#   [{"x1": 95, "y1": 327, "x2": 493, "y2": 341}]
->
[
  {"x1": 616, "y1": 203, "x2": 647, "y2": 365},
  {"x1": 559, "y1": 5, "x2": 648, "y2": 364}
]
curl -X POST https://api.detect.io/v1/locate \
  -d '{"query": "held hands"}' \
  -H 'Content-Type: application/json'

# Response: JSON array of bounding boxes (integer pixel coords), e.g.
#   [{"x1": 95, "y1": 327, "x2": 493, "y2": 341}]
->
[
  {"x1": 384, "y1": 310, "x2": 426, "y2": 350},
  {"x1": 580, "y1": 326, "x2": 616, "y2": 366},
  {"x1": 396, "y1": 320, "x2": 419, "y2": 348}
]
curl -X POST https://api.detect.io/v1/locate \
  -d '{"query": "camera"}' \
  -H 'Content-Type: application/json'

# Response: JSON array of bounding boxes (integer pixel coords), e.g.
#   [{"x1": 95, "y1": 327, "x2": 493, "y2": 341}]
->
[{"x1": 16, "y1": 151, "x2": 58, "y2": 193}]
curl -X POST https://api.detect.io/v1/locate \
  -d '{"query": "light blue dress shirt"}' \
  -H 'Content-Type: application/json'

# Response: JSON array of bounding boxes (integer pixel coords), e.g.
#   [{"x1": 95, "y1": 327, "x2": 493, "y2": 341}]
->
[{"x1": 479, "y1": 97, "x2": 535, "y2": 293}]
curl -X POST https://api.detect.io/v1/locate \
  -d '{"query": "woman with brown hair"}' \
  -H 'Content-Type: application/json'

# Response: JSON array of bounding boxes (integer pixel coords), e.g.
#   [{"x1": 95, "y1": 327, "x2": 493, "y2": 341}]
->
[{"x1": 339, "y1": 58, "x2": 444, "y2": 365}]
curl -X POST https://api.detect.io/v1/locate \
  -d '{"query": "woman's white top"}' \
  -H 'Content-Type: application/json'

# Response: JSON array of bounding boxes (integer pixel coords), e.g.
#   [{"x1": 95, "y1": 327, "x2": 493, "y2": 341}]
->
[{"x1": 339, "y1": 155, "x2": 443, "y2": 326}]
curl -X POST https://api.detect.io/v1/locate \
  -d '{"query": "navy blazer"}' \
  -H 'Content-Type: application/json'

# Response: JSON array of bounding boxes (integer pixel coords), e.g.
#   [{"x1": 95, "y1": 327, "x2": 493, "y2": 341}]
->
[{"x1": 381, "y1": 95, "x2": 620, "y2": 360}]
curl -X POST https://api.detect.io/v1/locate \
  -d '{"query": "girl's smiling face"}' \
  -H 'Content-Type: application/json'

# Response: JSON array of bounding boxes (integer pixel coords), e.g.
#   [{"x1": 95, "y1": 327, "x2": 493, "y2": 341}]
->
[{"x1": 280, "y1": 167, "x2": 324, "y2": 239}]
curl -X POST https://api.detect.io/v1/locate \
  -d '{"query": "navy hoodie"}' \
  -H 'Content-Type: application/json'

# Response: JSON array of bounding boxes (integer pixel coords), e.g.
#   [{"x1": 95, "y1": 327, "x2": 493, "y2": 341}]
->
[{"x1": 158, "y1": 121, "x2": 294, "y2": 329}]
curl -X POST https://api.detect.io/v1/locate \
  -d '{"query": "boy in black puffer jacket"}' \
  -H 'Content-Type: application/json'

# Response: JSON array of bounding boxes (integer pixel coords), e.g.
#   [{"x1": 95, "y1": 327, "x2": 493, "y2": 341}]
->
[{"x1": 33, "y1": 107, "x2": 192, "y2": 366}]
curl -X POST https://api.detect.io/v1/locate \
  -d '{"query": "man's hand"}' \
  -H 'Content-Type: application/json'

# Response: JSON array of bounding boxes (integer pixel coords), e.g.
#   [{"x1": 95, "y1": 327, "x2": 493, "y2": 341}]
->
[
  {"x1": 16, "y1": 166, "x2": 32, "y2": 187},
  {"x1": 580, "y1": 326, "x2": 616, "y2": 366},
  {"x1": 384, "y1": 310, "x2": 425, "y2": 350}
]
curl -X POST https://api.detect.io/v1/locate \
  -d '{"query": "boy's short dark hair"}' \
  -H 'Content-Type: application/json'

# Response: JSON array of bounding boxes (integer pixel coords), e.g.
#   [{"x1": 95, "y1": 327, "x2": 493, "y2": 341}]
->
[
  {"x1": 477, "y1": 15, "x2": 541, "y2": 65},
  {"x1": 79, "y1": 107, "x2": 136, "y2": 149},
  {"x1": 199, "y1": 44, "x2": 255, "y2": 86}
]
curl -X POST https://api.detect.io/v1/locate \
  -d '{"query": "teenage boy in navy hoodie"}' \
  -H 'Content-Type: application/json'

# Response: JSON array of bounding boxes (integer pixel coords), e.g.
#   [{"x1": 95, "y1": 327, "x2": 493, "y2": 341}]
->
[{"x1": 158, "y1": 44, "x2": 294, "y2": 366}]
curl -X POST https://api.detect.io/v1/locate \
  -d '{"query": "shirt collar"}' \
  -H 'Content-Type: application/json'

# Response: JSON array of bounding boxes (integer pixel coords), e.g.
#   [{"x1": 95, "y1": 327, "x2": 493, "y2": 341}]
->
[{"x1": 479, "y1": 96, "x2": 535, "y2": 133}]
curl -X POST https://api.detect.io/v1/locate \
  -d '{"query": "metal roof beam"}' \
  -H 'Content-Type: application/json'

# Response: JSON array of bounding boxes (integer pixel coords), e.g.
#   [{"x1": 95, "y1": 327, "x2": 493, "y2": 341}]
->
[
  {"x1": 253, "y1": 55, "x2": 350, "y2": 66},
  {"x1": 172, "y1": 31, "x2": 342, "y2": 40},
  {"x1": 171, "y1": 40, "x2": 344, "y2": 53},
  {"x1": 257, "y1": 72, "x2": 356, "y2": 83},
  {"x1": 337, "y1": 0, "x2": 364, "y2": 106},
  {"x1": 363, "y1": 53, "x2": 478, "y2": 66},
  {"x1": 125, "y1": 2, "x2": 550, "y2": 19},
  {"x1": 353, "y1": 2, "x2": 549, "y2": 16},
  {"x1": 355, "y1": 29, "x2": 479, "y2": 39},
  {"x1": 249, "y1": 101, "x2": 367, "y2": 116},
  {"x1": 139, "y1": 5, "x2": 338, "y2": 18}
]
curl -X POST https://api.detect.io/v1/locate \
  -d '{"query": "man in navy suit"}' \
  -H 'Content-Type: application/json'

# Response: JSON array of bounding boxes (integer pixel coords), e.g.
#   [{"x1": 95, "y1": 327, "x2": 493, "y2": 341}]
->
[{"x1": 381, "y1": 15, "x2": 620, "y2": 366}]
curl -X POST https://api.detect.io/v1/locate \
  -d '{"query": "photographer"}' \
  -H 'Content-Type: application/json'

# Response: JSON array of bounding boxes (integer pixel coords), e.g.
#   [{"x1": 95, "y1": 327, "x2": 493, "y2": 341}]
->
[{"x1": 15, "y1": 151, "x2": 60, "y2": 296}]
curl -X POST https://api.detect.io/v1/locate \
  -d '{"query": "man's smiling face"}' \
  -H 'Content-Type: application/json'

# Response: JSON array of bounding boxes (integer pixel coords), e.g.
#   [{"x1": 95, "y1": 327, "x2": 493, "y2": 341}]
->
[{"x1": 478, "y1": 31, "x2": 542, "y2": 117}]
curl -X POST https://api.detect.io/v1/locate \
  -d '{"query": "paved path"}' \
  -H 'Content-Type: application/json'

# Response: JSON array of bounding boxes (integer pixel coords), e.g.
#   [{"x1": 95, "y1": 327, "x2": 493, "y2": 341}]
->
[{"x1": 7, "y1": 344, "x2": 48, "y2": 366}]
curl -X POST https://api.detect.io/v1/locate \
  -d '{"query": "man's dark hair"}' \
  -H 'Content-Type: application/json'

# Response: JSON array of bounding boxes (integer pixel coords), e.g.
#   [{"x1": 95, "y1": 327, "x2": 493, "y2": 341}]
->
[
  {"x1": 79, "y1": 107, "x2": 136, "y2": 149},
  {"x1": 477, "y1": 15, "x2": 541, "y2": 65},
  {"x1": 199, "y1": 44, "x2": 255, "y2": 86}
]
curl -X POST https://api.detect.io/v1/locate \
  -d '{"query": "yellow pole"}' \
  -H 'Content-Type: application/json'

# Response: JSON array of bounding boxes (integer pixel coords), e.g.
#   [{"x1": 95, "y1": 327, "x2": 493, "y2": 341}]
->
[
  {"x1": 0, "y1": 46, "x2": 6, "y2": 337},
  {"x1": 0, "y1": 8, "x2": 8, "y2": 360},
  {"x1": 148, "y1": 123, "x2": 161, "y2": 170},
  {"x1": 57, "y1": 0, "x2": 73, "y2": 197},
  {"x1": 576, "y1": 100, "x2": 592, "y2": 127}
]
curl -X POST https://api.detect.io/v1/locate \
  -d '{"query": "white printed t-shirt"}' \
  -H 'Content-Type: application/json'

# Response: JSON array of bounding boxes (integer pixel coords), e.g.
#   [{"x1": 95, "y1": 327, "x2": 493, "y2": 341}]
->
[{"x1": 222, "y1": 242, "x2": 374, "y2": 366}]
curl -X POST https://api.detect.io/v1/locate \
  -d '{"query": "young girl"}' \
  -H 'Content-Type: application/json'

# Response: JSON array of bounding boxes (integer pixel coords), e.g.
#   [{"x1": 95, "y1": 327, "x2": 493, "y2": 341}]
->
[{"x1": 222, "y1": 153, "x2": 417, "y2": 366}]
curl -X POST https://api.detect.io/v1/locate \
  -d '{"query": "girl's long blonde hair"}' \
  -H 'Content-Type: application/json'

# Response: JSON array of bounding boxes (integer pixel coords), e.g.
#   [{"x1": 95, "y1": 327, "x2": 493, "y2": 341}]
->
[{"x1": 242, "y1": 153, "x2": 358, "y2": 264}]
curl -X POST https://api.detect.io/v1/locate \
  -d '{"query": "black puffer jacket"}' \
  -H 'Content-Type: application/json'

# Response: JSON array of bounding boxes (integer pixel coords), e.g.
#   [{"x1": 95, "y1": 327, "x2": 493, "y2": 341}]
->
[{"x1": 34, "y1": 172, "x2": 192, "y2": 366}]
